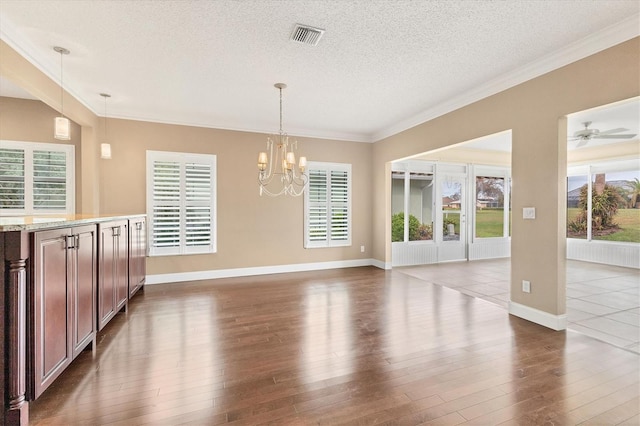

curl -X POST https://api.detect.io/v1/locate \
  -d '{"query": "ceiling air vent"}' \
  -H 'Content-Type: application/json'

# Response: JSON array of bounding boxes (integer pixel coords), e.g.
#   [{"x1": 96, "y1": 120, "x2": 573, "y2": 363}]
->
[{"x1": 290, "y1": 24, "x2": 325, "y2": 46}]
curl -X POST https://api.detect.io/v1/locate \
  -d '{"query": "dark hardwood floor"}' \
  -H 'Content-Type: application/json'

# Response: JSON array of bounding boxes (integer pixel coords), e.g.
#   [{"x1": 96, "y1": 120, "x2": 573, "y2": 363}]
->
[{"x1": 29, "y1": 267, "x2": 639, "y2": 425}]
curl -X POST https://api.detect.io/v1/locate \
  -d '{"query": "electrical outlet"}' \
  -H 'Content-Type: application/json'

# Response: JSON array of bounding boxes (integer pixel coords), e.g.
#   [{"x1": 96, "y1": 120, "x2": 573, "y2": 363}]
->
[
  {"x1": 522, "y1": 280, "x2": 531, "y2": 293},
  {"x1": 360, "y1": 245, "x2": 365, "y2": 253}
]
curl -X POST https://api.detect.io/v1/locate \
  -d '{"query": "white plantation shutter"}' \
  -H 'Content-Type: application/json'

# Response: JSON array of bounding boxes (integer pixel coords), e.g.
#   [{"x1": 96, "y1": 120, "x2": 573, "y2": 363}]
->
[
  {"x1": 0, "y1": 141, "x2": 74, "y2": 215},
  {"x1": 33, "y1": 150, "x2": 67, "y2": 210},
  {"x1": 330, "y1": 170, "x2": 349, "y2": 242},
  {"x1": 0, "y1": 148, "x2": 25, "y2": 210},
  {"x1": 147, "y1": 151, "x2": 216, "y2": 256},
  {"x1": 151, "y1": 161, "x2": 181, "y2": 250},
  {"x1": 185, "y1": 163, "x2": 212, "y2": 247},
  {"x1": 308, "y1": 170, "x2": 328, "y2": 242},
  {"x1": 304, "y1": 162, "x2": 351, "y2": 248}
]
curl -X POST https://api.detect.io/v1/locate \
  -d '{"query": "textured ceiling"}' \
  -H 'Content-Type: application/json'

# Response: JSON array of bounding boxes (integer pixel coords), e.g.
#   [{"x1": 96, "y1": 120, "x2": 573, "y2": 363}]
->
[{"x1": 0, "y1": 0, "x2": 638, "y2": 142}]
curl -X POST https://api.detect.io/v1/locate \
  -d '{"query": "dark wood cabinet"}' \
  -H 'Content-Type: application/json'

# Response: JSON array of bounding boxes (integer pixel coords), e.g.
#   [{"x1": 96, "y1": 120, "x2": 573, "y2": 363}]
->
[
  {"x1": 30, "y1": 224, "x2": 96, "y2": 399},
  {"x1": 128, "y1": 217, "x2": 146, "y2": 298},
  {"x1": 2, "y1": 215, "x2": 145, "y2": 422},
  {"x1": 98, "y1": 220, "x2": 129, "y2": 331}
]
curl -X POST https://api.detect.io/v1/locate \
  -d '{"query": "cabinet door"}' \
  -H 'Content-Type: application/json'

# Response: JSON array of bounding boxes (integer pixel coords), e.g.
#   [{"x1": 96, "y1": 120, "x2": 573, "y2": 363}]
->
[
  {"x1": 98, "y1": 221, "x2": 128, "y2": 331},
  {"x1": 128, "y1": 218, "x2": 146, "y2": 298},
  {"x1": 31, "y1": 228, "x2": 72, "y2": 399},
  {"x1": 71, "y1": 225, "x2": 96, "y2": 358},
  {"x1": 98, "y1": 224, "x2": 116, "y2": 331},
  {"x1": 115, "y1": 222, "x2": 128, "y2": 311}
]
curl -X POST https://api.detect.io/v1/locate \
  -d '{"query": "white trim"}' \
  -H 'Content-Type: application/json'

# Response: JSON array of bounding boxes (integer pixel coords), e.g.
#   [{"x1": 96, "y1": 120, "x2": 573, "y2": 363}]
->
[
  {"x1": 146, "y1": 258, "x2": 377, "y2": 284},
  {"x1": 567, "y1": 239, "x2": 640, "y2": 269},
  {"x1": 508, "y1": 301, "x2": 568, "y2": 331},
  {"x1": 372, "y1": 15, "x2": 640, "y2": 142},
  {"x1": 370, "y1": 258, "x2": 390, "y2": 270}
]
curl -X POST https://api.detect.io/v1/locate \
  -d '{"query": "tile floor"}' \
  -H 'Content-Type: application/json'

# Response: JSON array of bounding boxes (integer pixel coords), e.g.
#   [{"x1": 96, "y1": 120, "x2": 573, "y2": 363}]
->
[{"x1": 397, "y1": 258, "x2": 640, "y2": 354}]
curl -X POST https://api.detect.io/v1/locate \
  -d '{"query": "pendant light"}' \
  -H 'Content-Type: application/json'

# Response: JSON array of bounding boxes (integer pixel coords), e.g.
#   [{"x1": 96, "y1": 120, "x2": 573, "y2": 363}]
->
[
  {"x1": 100, "y1": 93, "x2": 112, "y2": 159},
  {"x1": 53, "y1": 46, "x2": 71, "y2": 140}
]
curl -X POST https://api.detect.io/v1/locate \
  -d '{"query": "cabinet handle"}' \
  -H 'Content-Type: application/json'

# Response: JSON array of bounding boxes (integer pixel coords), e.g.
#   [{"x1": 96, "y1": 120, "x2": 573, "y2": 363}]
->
[
  {"x1": 75, "y1": 234, "x2": 80, "y2": 250},
  {"x1": 65, "y1": 235, "x2": 75, "y2": 250},
  {"x1": 136, "y1": 222, "x2": 143, "y2": 231}
]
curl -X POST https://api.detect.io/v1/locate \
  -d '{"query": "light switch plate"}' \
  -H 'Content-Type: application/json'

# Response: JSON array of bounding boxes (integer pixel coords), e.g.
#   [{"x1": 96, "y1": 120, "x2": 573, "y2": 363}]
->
[{"x1": 523, "y1": 207, "x2": 536, "y2": 219}]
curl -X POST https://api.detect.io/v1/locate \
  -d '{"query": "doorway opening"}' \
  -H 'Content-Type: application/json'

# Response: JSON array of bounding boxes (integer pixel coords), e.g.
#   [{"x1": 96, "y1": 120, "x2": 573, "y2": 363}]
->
[{"x1": 390, "y1": 130, "x2": 512, "y2": 267}]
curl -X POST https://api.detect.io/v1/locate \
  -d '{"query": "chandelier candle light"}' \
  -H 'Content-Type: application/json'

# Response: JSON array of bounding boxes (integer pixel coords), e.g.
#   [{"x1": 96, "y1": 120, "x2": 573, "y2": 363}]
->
[
  {"x1": 257, "y1": 83, "x2": 308, "y2": 196},
  {"x1": 53, "y1": 46, "x2": 71, "y2": 140}
]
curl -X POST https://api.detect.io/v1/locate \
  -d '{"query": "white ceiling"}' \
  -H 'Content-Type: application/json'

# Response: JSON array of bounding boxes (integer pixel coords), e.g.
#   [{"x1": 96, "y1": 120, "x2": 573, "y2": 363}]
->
[{"x1": 0, "y1": 1, "x2": 638, "y2": 143}]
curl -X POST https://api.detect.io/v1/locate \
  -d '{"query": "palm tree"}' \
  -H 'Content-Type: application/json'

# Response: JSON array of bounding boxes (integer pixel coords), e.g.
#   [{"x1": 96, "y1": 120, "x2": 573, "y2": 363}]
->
[{"x1": 627, "y1": 178, "x2": 640, "y2": 208}]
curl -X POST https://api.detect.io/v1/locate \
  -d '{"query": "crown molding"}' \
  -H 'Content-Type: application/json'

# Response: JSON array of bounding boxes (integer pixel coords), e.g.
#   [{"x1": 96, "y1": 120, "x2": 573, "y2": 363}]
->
[{"x1": 372, "y1": 14, "x2": 640, "y2": 142}]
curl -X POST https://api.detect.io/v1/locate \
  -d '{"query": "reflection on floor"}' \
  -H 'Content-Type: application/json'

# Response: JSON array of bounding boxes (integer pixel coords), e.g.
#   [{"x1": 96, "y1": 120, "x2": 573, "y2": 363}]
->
[{"x1": 397, "y1": 258, "x2": 640, "y2": 354}]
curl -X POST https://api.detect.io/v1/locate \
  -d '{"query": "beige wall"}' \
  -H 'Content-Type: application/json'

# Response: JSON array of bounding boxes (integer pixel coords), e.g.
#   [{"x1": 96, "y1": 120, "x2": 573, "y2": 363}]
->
[
  {"x1": 100, "y1": 118, "x2": 373, "y2": 274},
  {"x1": 373, "y1": 37, "x2": 640, "y2": 316}
]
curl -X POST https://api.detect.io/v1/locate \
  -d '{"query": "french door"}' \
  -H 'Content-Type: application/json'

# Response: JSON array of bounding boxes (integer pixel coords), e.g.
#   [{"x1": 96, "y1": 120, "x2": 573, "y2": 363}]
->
[{"x1": 438, "y1": 175, "x2": 467, "y2": 262}]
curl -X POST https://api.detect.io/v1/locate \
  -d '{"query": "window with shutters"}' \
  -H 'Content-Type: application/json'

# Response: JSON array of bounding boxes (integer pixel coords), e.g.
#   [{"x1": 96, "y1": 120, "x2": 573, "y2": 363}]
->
[
  {"x1": 304, "y1": 162, "x2": 351, "y2": 248},
  {"x1": 146, "y1": 150, "x2": 216, "y2": 256},
  {"x1": 0, "y1": 140, "x2": 74, "y2": 215}
]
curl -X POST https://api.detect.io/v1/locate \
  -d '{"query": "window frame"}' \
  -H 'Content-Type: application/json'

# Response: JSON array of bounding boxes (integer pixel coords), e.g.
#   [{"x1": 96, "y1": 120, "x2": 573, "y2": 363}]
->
[
  {"x1": 567, "y1": 158, "x2": 639, "y2": 243},
  {"x1": 391, "y1": 161, "x2": 436, "y2": 244},
  {"x1": 472, "y1": 165, "x2": 511, "y2": 241},
  {"x1": 0, "y1": 140, "x2": 75, "y2": 216},
  {"x1": 146, "y1": 150, "x2": 217, "y2": 256},
  {"x1": 304, "y1": 161, "x2": 352, "y2": 249}
]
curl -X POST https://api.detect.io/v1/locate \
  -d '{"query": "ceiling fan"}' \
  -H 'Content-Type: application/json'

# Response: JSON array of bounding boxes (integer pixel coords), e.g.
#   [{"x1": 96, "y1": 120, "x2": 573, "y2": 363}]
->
[{"x1": 570, "y1": 121, "x2": 637, "y2": 147}]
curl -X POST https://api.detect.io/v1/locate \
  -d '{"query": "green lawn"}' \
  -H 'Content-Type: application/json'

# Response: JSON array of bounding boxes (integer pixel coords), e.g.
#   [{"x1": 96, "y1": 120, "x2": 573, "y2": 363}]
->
[
  {"x1": 475, "y1": 209, "x2": 505, "y2": 238},
  {"x1": 567, "y1": 208, "x2": 640, "y2": 242}
]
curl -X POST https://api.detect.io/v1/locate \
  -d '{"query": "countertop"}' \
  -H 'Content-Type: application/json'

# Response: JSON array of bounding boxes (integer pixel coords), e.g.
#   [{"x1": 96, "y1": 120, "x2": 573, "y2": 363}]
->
[{"x1": 0, "y1": 214, "x2": 146, "y2": 232}]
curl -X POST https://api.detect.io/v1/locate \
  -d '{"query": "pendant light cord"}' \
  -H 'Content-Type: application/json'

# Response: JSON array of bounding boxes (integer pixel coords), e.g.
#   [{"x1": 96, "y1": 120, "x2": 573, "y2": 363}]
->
[
  {"x1": 59, "y1": 50, "x2": 64, "y2": 117},
  {"x1": 104, "y1": 95, "x2": 107, "y2": 140}
]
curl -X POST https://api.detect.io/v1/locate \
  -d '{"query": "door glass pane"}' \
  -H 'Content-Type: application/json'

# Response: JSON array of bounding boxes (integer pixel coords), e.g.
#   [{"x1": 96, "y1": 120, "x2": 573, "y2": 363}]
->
[
  {"x1": 409, "y1": 172, "x2": 433, "y2": 241},
  {"x1": 442, "y1": 179, "x2": 461, "y2": 241},
  {"x1": 475, "y1": 176, "x2": 504, "y2": 238}
]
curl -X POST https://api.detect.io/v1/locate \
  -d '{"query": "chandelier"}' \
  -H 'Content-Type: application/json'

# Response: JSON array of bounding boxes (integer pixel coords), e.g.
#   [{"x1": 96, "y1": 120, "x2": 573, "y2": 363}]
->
[{"x1": 257, "y1": 83, "x2": 308, "y2": 196}]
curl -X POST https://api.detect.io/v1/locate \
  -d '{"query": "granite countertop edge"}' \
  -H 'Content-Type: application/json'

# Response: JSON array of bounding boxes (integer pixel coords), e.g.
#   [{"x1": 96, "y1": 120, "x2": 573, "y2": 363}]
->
[{"x1": 0, "y1": 214, "x2": 146, "y2": 232}]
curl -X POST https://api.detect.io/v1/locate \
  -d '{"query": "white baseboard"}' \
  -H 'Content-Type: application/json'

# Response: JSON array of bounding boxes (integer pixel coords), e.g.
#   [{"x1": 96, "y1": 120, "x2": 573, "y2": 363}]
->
[
  {"x1": 370, "y1": 258, "x2": 390, "y2": 270},
  {"x1": 508, "y1": 301, "x2": 567, "y2": 331},
  {"x1": 146, "y1": 258, "x2": 384, "y2": 285}
]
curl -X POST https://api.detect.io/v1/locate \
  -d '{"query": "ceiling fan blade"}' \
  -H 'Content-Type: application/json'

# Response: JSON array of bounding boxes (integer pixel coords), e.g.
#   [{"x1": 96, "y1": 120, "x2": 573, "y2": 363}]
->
[
  {"x1": 593, "y1": 134, "x2": 637, "y2": 139},
  {"x1": 575, "y1": 139, "x2": 588, "y2": 148},
  {"x1": 597, "y1": 127, "x2": 628, "y2": 136}
]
